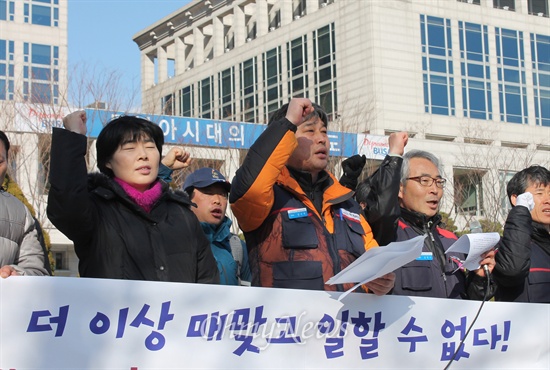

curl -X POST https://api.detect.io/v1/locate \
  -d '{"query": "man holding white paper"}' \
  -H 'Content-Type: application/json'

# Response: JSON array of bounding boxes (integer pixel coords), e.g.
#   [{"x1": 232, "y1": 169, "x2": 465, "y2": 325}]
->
[
  {"x1": 390, "y1": 150, "x2": 496, "y2": 299},
  {"x1": 230, "y1": 98, "x2": 395, "y2": 294}
]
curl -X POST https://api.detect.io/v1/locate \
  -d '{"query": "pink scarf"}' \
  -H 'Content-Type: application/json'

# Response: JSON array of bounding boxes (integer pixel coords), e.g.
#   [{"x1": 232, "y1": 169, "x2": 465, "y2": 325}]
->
[{"x1": 114, "y1": 178, "x2": 162, "y2": 213}]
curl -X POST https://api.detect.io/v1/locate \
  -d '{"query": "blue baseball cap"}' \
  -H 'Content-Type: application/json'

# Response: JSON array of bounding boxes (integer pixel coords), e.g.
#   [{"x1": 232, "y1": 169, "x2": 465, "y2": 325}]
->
[{"x1": 183, "y1": 167, "x2": 231, "y2": 194}]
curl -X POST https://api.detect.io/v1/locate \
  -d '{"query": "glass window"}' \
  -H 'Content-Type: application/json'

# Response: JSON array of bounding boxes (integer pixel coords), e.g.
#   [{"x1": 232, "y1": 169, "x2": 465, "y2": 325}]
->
[
  {"x1": 162, "y1": 94, "x2": 175, "y2": 116},
  {"x1": 421, "y1": 15, "x2": 455, "y2": 116},
  {"x1": 496, "y1": 28, "x2": 528, "y2": 124},
  {"x1": 0, "y1": 1, "x2": 6, "y2": 21},
  {"x1": 32, "y1": 4, "x2": 51, "y2": 26},
  {"x1": 180, "y1": 85, "x2": 193, "y2": 117},
  {"x1": 200, "y1": 76, "x2": 213, "y2": 119},
  {"x1": 313, "y1": 23, "x2": 337, "y2": 119},
  {"x1": 287, "y1": 36, "x2": 308, "y2": 98},
  {"x1": 218, "y1": 68, "x2": 234, "y2": 120},
  {"x1": 31, "y1": 82, "x2": 51, "y2": 103},
  {"x1": 32, "y1": 44, "x2": 51, "y2": 65},
  {"x1": 528, "y1": 0, "x2": 549, "y2": 16},
  {"x1": 240, "y1": 57, "x2": 258, "y2": 123},
  {"x1": 531, "y1": 33, "x2": 550, "y2": 126},
  {"x1": 493, "y1": 0, "x2": 515, "y2": 10},
  {"x1": 454, "y1": 171, "x2": 485, "y2": 216},
  {"x1": 263, "y1": 47, "x2": 283, "y2": 121}
]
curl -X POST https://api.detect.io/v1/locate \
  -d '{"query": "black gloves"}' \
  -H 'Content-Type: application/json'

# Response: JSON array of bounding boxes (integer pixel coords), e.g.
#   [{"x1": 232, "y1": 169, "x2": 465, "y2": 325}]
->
[{"x1": 339, "y1": 154, "x2": 367, "y2": 190}]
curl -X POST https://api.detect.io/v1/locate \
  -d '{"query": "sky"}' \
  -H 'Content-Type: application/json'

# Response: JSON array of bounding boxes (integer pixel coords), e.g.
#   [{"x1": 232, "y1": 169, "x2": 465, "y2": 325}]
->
[{"x1": 68, "y1": 0, "x2": 191, "y2": 110}]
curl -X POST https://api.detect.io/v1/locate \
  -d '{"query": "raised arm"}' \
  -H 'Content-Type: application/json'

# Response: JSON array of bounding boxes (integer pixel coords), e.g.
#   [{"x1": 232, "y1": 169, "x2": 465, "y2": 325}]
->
[{"x1": 46, "y1": 111, "x2": 96, "y2": 258}]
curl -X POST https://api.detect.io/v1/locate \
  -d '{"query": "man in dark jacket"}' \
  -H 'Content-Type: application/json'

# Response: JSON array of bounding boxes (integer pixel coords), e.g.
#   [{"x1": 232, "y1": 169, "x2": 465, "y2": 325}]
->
[
  {"x1": 229, "y1": 98, "x2": 395, "y2": 293},
  {"x1": 391, "y1": 149, "x2": 495, "y2": 299},
  {"x1": 493, "y1": 165, "x2": 550, "y2": 303}
]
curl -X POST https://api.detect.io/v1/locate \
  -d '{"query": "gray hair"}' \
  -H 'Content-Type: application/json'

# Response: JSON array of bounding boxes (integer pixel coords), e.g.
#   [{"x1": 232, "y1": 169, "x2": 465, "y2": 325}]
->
[{"x1": 400, "y1": 150, "x2": 444, "y2": 186}]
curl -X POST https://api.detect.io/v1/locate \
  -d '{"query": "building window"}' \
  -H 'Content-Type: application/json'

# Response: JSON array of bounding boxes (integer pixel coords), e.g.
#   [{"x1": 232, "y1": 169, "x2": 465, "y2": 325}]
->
[
  {"x1": 240, "y1": 57, "x2": 258, "y2": 123},
  {"x1": 24, "y1": 0, "x2": 59, "y2": 26},
  {"x1": 0, "y1": 1, "x2": 15, "y2": 21},
  {"x1": 179, "y1": 85, "x2": 194, "y2": 117},
  {"x1": 459, "y1": 22, "x2": 492, "y2": 120},
  {"x1": 420, "y1": 15, "x2": 455, "y2": 116},
  {"x1": 499, "y1": 170, "x2": 516, "y2": 217},
  {"x1": 454, "y1": 169, "x2": 485, "y2": 216},
  {"x1": 161, "y1": 93, "x2": 175, "y2": 116},
  {"x1": 313, "y1": 23, "x2": 338, "y2": 120},
  {"x1": 493, "y1": 0, "x2": 515, "y2": 11},
  {"x1": 495, "y1": 28, "x2": 528, "y2": 124},
  {"x1": 0, "y1": 39, "x2": 15, "y2": 100},
  {"x1": 23, "y1": 43, "x2": 59, "y2": 104},
  {"x1": 287, "y1": 35, "x2": 308, "y2": 98},
  {"x1": 54, "y1": 251, "x2": 66, "y2": 270},
  {"x1": 218, "y1": 67, "x2": 234, "y2": 120},
  {"x1": 199, "y1": 76, "x2": 213, "y2": 119},
  {"x1": 531, "y1": 33, "x2": 550, "y2": 127},
  {"x1": 528, "y1": 0, "x2": 549, "y2": 16},
  {"x1": 263, "y1": 47, "x2": 283, "y2": 122},
  {"x1": 457, "y1": 0, "x2": 481, "y2": 4}
]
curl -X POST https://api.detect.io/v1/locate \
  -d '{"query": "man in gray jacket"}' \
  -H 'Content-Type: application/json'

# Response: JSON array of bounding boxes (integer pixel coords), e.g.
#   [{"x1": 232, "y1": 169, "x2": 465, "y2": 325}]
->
[{"x1": 0, "y1": 130, "x2": 49, "y2": 278}]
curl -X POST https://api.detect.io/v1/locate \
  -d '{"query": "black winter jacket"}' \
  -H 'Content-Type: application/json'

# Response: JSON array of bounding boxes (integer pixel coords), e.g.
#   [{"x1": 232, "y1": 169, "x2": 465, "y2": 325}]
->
[
  {"x1": 494, "y1": 205, "x2": 550, "y2": 303},
  {"x1": 361, "y1": 155, "x2": 402, "y2": 246},
  {"x1": 392, "y1": 208, "x2": 494, "y2": 300},
  {"x1": 47, "y1": 128, "x2": 219, "y2": 283}
]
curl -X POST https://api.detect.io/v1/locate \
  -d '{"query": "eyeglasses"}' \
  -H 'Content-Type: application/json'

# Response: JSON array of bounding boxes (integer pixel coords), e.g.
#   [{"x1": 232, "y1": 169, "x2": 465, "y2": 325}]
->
[{"x1": 407, "y1": 176, "x2": 447, "y2": 189}]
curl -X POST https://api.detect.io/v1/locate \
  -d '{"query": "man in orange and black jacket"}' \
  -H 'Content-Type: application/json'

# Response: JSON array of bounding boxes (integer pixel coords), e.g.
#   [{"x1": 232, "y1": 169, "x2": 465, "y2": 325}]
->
[{"x1": 229, "y1": 98, "x2": 395, "y2": 294}]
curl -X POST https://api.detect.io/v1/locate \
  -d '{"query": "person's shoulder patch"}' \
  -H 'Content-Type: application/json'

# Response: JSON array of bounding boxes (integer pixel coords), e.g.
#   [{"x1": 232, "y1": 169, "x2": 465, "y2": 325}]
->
[{"x1": 436, "y1": 227, "x2": 458, "y2": 240}]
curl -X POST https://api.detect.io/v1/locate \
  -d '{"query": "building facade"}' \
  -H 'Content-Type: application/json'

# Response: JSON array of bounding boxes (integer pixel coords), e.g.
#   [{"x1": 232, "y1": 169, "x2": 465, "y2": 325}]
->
[
  {"x1": 0, "y1": 0, "x2": 76, "y2": 276},
  {"x1": 134, "y1": 0, "x2": 549, "y2": 231}
]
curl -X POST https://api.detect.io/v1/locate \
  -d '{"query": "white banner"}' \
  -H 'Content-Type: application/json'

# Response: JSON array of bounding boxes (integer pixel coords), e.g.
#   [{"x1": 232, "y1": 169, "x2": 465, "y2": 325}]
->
[
  {"x1": 0, "y1": 277, "x2": 548, "y2": 369},
  {"x1": 357, "y1": 134, "x2": 390, "y2": 160}
]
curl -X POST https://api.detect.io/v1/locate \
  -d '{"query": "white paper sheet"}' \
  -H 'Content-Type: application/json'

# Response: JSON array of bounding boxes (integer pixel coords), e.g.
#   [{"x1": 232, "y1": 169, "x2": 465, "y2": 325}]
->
[
  {"x1": 445, "y1": 232, "x2": 500, "y2": 271},
  {"x1": 326, "y1": 235, "x2": 426, "y2": 300}
]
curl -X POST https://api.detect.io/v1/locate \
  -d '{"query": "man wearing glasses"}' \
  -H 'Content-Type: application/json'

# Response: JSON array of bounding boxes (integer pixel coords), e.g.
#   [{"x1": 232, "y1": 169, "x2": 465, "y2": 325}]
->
[{"x1": 391, "y1": 150, "x2": 496, "y2": 299}]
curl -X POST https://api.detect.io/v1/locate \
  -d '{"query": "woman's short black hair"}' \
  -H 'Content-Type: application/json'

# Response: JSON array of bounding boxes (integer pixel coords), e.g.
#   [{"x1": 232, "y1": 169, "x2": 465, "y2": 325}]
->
[
  {"x1": 0, "y1": 130, "x2": 10, "y2": 158},
  {"x1": 267, "y1": 101, "x2": 328, "y2": 128},
  {"x1": 96, "y1": 116, "x2": 164, "y2": 177}
]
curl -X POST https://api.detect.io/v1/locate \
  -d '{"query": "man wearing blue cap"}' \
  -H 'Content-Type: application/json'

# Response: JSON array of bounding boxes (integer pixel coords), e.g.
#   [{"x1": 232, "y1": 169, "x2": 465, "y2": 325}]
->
[
  {"x1": 160, "y1": 157, "x2": 251, "y2": 286},
  {"x1": 183, "y1": 168, "x2": 251, "y2": 286}
]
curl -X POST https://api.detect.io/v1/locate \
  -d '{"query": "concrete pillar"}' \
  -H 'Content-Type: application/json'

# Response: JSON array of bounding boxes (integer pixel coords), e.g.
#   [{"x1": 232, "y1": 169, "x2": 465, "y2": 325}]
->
[
  {"x1": 193, "y1": 27, "x2": 205, "y2": 67},
  {"x1": 213, "y1": 15, "x2": 224, "y2": 57},
  {"x1": 234, "y1": 5, "x2": 246, "y2": 48},
  {"x1": 256, "y1": 0, "x2": 268, "y2": 37},
  {"x1": 141, "y1": 52, "x2": 155, "y2": 90},
  {"x1": 157, "y1": 45, "x2": 167, "y2": 83},
  {"x1": 281, "y1": 0, "x2": 293, "y2": 26},
  {"x1": 306, "y1": 0, "x2": 318, "y2": 14},
  {"x1": 175, "y1": 36, "x2": 186, "y2": 75}
]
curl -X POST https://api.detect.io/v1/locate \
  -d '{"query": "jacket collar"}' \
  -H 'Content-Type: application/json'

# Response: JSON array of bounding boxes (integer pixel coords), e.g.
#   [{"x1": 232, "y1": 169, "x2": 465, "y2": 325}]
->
[
  {"x1": 201, "y1": 217, "x2": 232, "y2": 249},
  {"x1": 87, "y1": 172, "x2": 192, "y2": 212},
  {"x1": 400, "y1": 207, "x2": 442, "y2": 230}
]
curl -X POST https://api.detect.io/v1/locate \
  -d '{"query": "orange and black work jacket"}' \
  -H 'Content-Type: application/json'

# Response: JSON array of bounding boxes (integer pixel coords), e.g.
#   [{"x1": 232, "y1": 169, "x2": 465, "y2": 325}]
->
[{"x1": 229, "y1": 118, "x2": 378, "y2": 291}]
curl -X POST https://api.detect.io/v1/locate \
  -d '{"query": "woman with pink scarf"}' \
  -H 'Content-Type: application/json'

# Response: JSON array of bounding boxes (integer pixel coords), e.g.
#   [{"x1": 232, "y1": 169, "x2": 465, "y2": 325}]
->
[{"x1": 47, "y1": 111, "x2": 219, "y2": 283}]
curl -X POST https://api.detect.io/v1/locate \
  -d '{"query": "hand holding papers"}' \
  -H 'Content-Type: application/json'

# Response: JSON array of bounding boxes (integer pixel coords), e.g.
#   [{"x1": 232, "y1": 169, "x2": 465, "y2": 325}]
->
[
  {"x1": 445, "y1": 232, "x2": 500, "y2": 271},
  {"x1": 326, "y1": 235, "x2": 426, "y2": 300}
]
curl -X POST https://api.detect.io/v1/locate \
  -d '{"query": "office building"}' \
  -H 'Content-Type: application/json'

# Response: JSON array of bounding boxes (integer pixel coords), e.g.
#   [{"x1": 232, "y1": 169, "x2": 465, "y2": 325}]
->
[{"x1": 0, "y1": 0, "x2": 75, "y2": 275}]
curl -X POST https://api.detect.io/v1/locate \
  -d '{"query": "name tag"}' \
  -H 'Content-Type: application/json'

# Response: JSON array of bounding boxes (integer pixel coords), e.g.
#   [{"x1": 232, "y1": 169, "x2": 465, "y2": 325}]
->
[
  {"x1": 288, "y1": 208, "x2": 308, "y2": 219},
  {"x1": 416, "y1": 252, "x2": 433, "y2": 261},
  {"x1": 340, "y1": 209, "x2": 361, "y2": 222}
]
